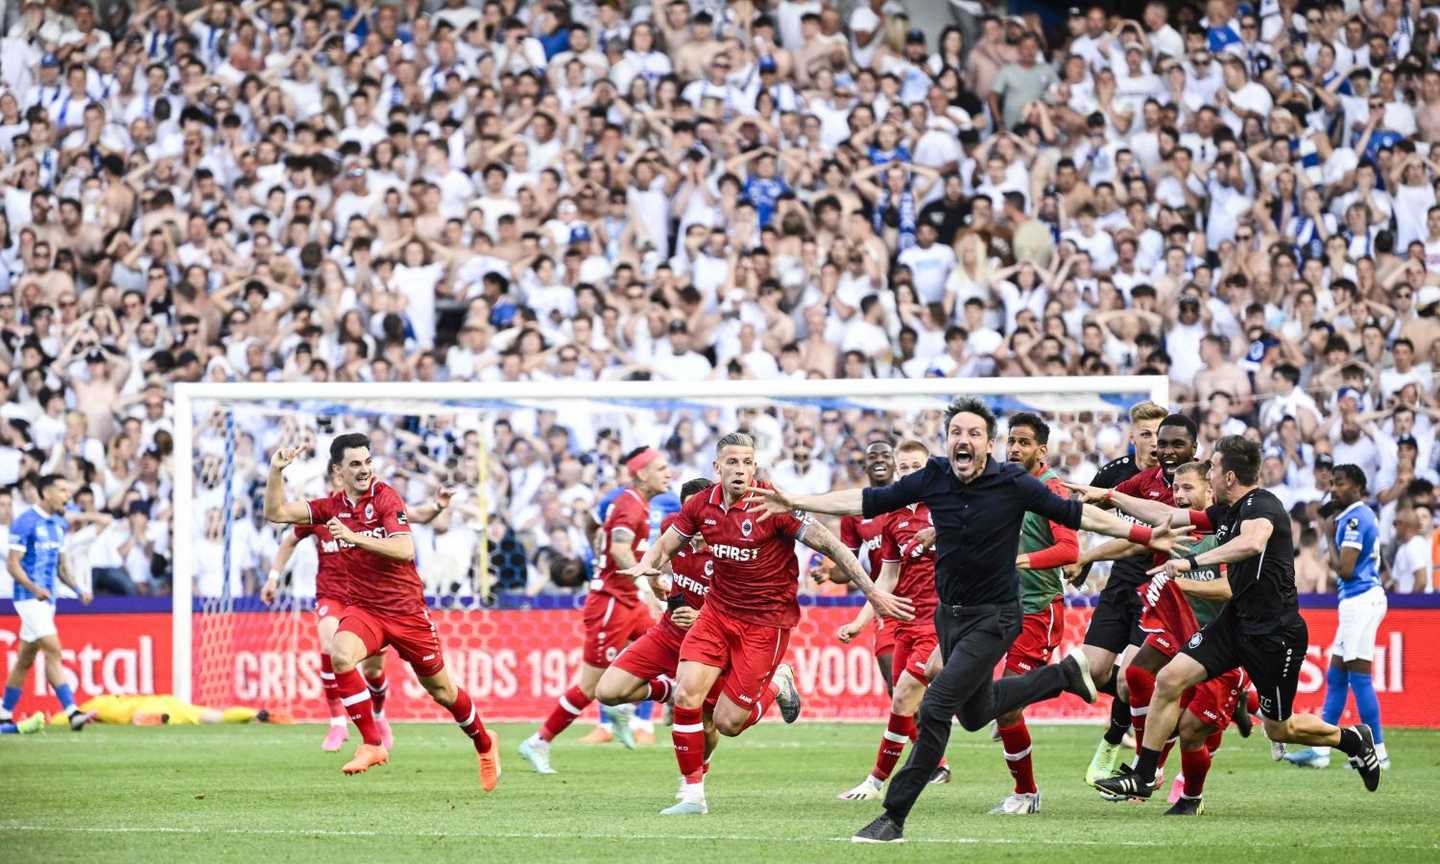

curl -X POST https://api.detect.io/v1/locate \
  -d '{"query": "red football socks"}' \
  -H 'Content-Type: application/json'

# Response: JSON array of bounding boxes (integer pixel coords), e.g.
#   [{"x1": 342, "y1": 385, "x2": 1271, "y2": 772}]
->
[
  {"x1": 365, "y1": 667, "x2": 389, "y2": 715},
  {"x1": 334, "y1": 668, "x2": 382, "y2": 746},
  {"x1": 740, "y1": 680, "x2": 780, "y2": 732},
  {"x1": 645, "y1": 677, "x2": 673, "y2": 703},
  {"x1": 998, "y1": 718, "x2": 1038, "y2": 795},
  {"x1": 320, "y1": 654, "x2": 344, "y2": 721},
  {"x1": 447, "y1": 687, "x2": 491, "y2": 753},
  {"x1": 1126, "y1": 664, "x2": 1156, "y2": 754},
  {"x1": 672, "y1": 705, "x2": 706, "y2": 783},
  {"x1": 539, "y1": 685, "x2": 591, "y2": 742},
  {"x1": 872, "y1": 712, "x2": 915, "y2": 781},
  {"x1": 1181, "y1": 746, "x2": 1212, "y2": 798}
]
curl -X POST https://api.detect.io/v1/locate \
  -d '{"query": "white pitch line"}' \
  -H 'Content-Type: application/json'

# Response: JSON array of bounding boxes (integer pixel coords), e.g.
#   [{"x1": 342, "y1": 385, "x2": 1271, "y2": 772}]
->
[{"x1": 0, "y1": 824, "x2": 1434, "y2": 851}]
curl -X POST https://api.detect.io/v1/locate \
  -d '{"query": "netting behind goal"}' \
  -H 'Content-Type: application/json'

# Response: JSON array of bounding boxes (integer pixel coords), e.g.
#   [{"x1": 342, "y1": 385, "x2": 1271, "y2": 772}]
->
[{"x1": 173, "y1": 377, "x2": 1167, "y2": 722}]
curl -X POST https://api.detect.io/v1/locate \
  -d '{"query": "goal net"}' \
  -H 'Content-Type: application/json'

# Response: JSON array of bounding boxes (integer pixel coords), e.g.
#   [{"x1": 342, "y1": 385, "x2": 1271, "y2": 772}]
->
[{"x1": 172, "y1": 376, "x2": 1168, "y2": 722}]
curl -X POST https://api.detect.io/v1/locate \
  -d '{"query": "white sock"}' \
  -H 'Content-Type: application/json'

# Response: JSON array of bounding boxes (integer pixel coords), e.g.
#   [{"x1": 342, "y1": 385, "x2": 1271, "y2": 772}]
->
[
  {"x1": 329, "y1": 717, "x2": 347, "y2": 728},
  {"x1": 680, "y1": 779, "x2": 705, "y2": 800},
  {"x1": 633, "y1": 717, "x2": 654, "y2": 733},
  {"x1": 528, "y1": 733, "x2": 548, "y2": 748},
  {"x1": 1375, "y1": 742, "x2": 1388, "y2": 759},
  {"x1": 1313, "y1": 746, "x2": 1331, "y2": 757}
]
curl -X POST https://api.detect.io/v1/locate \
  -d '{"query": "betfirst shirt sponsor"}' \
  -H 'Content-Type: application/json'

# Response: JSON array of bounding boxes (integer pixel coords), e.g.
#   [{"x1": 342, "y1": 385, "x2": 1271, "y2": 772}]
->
[
  {"x1": 839, "y1": 514, "x2": 888, "y2": 577},
  {"x1": 305, "y1": 479, "x2": 421, "y2": 614}
]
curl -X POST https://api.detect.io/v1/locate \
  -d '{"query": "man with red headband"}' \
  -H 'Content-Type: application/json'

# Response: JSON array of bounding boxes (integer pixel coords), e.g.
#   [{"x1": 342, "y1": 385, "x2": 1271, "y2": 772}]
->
[{"x1": 520, "y1": 446, "x2": 673, "y2": 774}]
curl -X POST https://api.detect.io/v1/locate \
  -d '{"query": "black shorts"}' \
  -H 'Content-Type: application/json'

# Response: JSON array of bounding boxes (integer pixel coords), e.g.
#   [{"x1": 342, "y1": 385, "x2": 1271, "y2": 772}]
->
[
  {"x1": 1083, "y1": 577, "x2": 1145, "y2": 654},
  {"x1": 1182, "y1": 604, "x2": 1307, "y2": 723}
]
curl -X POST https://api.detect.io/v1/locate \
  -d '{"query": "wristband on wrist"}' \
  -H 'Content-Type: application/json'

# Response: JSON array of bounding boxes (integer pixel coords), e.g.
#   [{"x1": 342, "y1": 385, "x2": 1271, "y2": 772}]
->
[
  {"x1": 1185, "y1": 554, "x2": 1199, "y2": 570},
  {"x1": 1127, "y1": 524, "x2": 1153, "y2": 545},
  {"x1": 266, "y1": 569, "x2": 280, "y2": 583}
]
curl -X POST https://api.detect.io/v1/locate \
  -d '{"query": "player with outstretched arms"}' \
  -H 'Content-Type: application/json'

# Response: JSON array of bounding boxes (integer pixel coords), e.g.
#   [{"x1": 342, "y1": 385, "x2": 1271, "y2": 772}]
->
[
  {"x1": 264, "y1": 433, "x2": 500, "y2": 790},
  {"x1": 1080, "y1": 436, "x2": 1383, "y2": 806},
  {"x1": 595, "y1": 478, "x2": 722, "y2": 790},
  {"x1": 0, "y1": 475, "x2": 95, "y2": 732},
  {"x1": 623, "y1": 432, "x2": 915, "y2": 816},
  {"x1": 1075, "y1": 459, "x2": 1255, "y2": 814},
  {"x1": 261, "y1": 460, "x2": 450, "y2": 752},
  {"x1": 1283, "y1": 464, "x2": 1390, "y2": 771},
  {"x1": 518, "y1": 446, "x2": 672, "y2": 774},
  {"x1": 835, "y1": 440, "x2": 951, "y2": 801},
  {"x1": 838, "y1": 442, "x2": 899, "y2": 696}
]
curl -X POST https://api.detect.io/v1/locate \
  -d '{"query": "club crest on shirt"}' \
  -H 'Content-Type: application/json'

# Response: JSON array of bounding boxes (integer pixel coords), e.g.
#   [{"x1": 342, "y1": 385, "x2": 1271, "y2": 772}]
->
[
  {"x1": 1346, "y1": 518, "x2": 1359, "y2": 530},
  {"x1": 740, "y1": 518, "x2": 753, "y2": 537},
  {"x1": 365, "y1": 503, "x2": 375, "y2": 521},
  {"x1": 704, "y1": 560, "x2": 714, "y2": 576}
]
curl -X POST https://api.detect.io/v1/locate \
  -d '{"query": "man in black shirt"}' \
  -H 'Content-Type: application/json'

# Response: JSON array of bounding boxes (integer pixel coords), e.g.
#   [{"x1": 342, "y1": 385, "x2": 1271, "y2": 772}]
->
[
  {"x1": 1073, "y1": 401, "x2": 1166, "y2": 784},
  {"x1": 1079, "y1": 436, "x2": 1382, "y2": 804},
  {"x1": 747, "y1": 398, "x2": 1165, "y2": 842}
]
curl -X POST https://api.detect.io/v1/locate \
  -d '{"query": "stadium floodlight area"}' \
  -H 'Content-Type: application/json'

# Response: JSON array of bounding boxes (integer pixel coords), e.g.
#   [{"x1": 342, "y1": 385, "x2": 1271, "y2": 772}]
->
[{"x1": 171, "y1": 376, "x2": 1168, "y2": 711}]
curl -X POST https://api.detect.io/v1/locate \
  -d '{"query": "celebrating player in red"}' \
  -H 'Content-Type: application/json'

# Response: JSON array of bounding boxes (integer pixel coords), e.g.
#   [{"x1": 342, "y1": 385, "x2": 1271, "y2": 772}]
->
[
  {"x1": 261, "y1": 461, "x2": 449, "y2": 753},
  {"x1": 518, "y1": 446, "x2": 672, "y2": 774},
  {"x1": 839, "y1": 442, "x2": 898, "y2": 695},
  {"x1": 264, "y1": 433, "x2": 500, "y2": 791},
  {"x1": 595, "y1": 478, "x2": 717, "y2": 783},
  {"x1": 836, "y1": 439, "x2": 950, "y2": 801},
  {"x1": 624, "y1": 432, "x2": 915, "y2": 816},
  {"x1": 992, "y1": 412, "x2": 1078, "y2": 814}
]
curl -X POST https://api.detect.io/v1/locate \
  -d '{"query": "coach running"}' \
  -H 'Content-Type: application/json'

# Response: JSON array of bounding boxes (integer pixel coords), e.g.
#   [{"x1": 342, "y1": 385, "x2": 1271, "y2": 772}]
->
[{"x1": 745, "y1": 397, "x2": 1171, "y2": 844}]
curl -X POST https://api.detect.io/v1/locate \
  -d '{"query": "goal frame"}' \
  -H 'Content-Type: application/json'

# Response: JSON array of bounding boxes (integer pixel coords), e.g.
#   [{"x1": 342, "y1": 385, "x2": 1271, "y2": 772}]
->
[{"x1": 170, "y1": 375, "x2": 1170, "y2": 702}]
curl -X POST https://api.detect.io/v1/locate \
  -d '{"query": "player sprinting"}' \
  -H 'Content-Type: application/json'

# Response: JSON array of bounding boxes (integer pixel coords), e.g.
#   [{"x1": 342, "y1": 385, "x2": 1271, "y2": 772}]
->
[
  {"x1": 1080, "y1": 460, "x2": 1253, "y2": 814},
  {"x1": 518, "y1": 447, "x2": 672, "y2": 773},
  {"x1": 595, "y1": 478, "x2": 721, "y2": 789},
  {"x1": 262, "y1": 461, "x2": 449, "y2": 752},
  {"x1": 1, "y1": 475, "x2": 96, "y2": 732},
  {"x1": 1084, "y1": 435, "x2": 1382, "y2": 806},
  {"x1": 1077, "y1": 401, "x2": 1167, "y2": 783},
  {"x1": 839, "y1": 442, "x2": 899, "y2": 697},
  {"x1": 986, "y1": 413, "x2": 1080, "y2": 814},
  {"x1": 264, "y1": 433, "x2": 500, "y2": 790},
  {"x1": 836, "y1": 439, "x2": 951, "y2": 802},
  {"x1": 1284, "y1": 464, "x2": 1389, "y2": 770},
  {"x1": 624, "y1": 432, "x2": 914, "y2": 816}
]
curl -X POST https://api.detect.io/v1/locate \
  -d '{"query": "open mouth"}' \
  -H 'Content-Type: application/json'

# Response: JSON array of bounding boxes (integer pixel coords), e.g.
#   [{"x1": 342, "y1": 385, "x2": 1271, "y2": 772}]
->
[{"x1": 952, "y1": 447, "x2": 975, "y2": 469}]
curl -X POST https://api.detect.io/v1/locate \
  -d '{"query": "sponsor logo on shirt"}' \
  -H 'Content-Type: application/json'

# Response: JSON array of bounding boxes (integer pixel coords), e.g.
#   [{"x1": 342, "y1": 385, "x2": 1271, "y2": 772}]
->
[
  {"x1": 711, "y1": 543, "x2": 759, "y2": 562},
  {"x1": 672, "y1": 573, "x2": 709, "y2": 596},
  {"x1": 704, "y1": 519, "x2": 717, "y2": 526}
]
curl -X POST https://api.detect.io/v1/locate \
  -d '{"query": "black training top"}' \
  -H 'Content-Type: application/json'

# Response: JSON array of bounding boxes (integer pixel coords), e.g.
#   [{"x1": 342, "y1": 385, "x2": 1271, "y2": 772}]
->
[
  {"x1": 1202, "y1": 487, "x2": 1302, "y2": 635},
  {"x1": 1084, "y1": 454, "x2": 1150, "y2": 587},
  {"x1": 862, "y1": 455, "x2": 1084, "y2": 608}
]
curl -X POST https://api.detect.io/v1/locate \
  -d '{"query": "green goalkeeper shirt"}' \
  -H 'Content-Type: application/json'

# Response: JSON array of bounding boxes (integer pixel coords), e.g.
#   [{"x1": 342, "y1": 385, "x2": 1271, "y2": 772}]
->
[{"x1": 1017, "y1": 467, "x2": 1069, "y2": 614}]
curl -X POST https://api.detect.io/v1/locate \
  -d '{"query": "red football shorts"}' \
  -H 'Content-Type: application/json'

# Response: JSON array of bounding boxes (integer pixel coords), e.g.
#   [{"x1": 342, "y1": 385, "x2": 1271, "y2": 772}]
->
[
  {"x1": 313, "y1": 596, "x2": 349, "y2": 622},
  {"x1": 1182, "y1": 666, "x2": 1249, "y2": 730},
  {"x1": 611, "y1": 619, "x2": 685, "y2": 681},
  {"x1": 872, "y1": 618, "x2": 896, "y2": 659},
  {"x1": 1143, "y1": 628, "x2": 1185, "y2": 658},
  {"x1": 582, "y1": 592, "x2": 654, "y2": 667},
  {"x1": 339, "y1": 606, "x2": 445, "y2": 678},
  {"x1": 891, "y1": 620, "x2": 939, "y2": 683},
  {"x1": 679, "y1": 607, "x2": 790, "y2": 709},
  {"x1": 1004, "y1": 597, "x2": 1065, "y2": 675}
]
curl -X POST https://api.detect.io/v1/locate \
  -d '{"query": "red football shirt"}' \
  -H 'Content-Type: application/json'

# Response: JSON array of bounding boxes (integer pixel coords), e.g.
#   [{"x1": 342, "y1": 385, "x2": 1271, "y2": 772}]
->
[
  {"x1": 294, "y1": 522, "x2": 348, "y2": 604},
  {"x1": 670, "y1": 482, "x2": 807, "y2": 628},
  {"x1": 839, "y1": 513, "x2": 889, "y2": 578},
  {"x1": 879, "y1": 503, "x2": 938, "y2": 624},
  {"x1": 594, "y1": 487, "x2": 652, "y2": 607},
  {"x1": 306, "y1": 479, "x2": 424, "y2": 615},
  {"x1": 658, "y1": 513, "x2": 712, "y2": 639},
  {"x1": 1114, "y1": 465, "x2": 1173, "y2": 507}
]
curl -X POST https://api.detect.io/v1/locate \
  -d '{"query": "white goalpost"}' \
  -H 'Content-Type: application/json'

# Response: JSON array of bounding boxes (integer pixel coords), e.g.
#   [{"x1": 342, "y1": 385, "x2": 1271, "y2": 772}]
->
[{"x1": 170, "y1": 375, "x2": 1169, "y2": 716}]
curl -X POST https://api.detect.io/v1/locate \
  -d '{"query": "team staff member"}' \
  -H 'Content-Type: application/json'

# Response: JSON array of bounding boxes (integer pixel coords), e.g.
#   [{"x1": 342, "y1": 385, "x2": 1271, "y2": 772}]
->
[
  {"x1": 1085, "y1": 436, "x2": 1383, "y2": 805},
  {"x1": 748, "y1": 397, "x2": 1165, "y2": 843}
]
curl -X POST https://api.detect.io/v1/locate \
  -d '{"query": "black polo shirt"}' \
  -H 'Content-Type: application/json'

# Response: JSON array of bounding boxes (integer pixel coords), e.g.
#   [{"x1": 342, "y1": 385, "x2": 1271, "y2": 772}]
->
[
  {"x1": 1201, "y1": 487, "x2": 1302, "y2": 636},
  {"x1": 862, "y1": 455, "x2": 1085, "y2": 608}
]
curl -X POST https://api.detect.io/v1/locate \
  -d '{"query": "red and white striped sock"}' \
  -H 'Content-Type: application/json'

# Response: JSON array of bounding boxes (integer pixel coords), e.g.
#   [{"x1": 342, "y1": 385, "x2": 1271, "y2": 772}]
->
[
  {"x1": 445, "y1": 687, "x2": 491, "y2": 753},
  {"x1": 538, "y1": 685, "x2": 591, "y2": 742},
  {"x1": 998, "y1": 718, "x2": 1038, "y2": 794},
  {"x1": 740, "y1": 680, "x2": 781, "y2": 732},
  {"x1": 644, "y1": 676, "x2": 673, "y2": 704},
  {"x1": 320, "y1": 654, "x2": 345, "y2": 725},
  {"x1": 364, "y1": 667, "x2": 389, "y2": 715},
  {"x1": 334, "y1": 668, "x2": 382, "y2": 746},
  {"x1": 672, "y1": 705, "x2": 706, "y2": 784},
  {"x1": 872, "y1": 712, "x2": 915, "y2": 781}
]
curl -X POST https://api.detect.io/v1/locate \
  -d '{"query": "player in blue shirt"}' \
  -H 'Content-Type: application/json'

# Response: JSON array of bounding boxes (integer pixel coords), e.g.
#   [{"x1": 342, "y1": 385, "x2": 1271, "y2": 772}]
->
[
  {"x1": 1, "y1": 475, "x2": 95, "y2": 731},
  {"x1": 1286, "y1": 464, "x2": 1389, "y2": 769}
]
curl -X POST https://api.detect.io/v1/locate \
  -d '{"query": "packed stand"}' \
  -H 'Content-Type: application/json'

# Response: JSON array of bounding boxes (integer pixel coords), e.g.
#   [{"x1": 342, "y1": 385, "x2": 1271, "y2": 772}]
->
[{"x1": 0, "y1": 0, "x2": 1434, "y2": 601}]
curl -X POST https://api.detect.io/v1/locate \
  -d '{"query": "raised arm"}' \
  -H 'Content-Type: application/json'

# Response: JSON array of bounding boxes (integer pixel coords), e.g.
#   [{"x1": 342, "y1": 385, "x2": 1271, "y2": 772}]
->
[
  {"x1": 262, "y1": 448, "x2": 314, "y2": 524},
  {"x1": 619, "y1": 525, "x2": 687, "y2": 581},
  {"x1": 1067, "y1": 482, "x2": 1195, "y2": 528},
  {"x1": 261, "y1": 529, "x2": 301, "y2": 603},
  {"x1": 796, "y1": 518, "x2": 914, "y2": 621},
  {"x1": 406, "y1": 487, "x2": 453, "y2": 525}
]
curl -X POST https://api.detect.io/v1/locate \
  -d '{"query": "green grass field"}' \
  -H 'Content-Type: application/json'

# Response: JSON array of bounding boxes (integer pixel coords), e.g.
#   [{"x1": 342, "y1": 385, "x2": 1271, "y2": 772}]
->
[{"x1": 4, "y1": 722, "x2": 1437, "y2": 863}]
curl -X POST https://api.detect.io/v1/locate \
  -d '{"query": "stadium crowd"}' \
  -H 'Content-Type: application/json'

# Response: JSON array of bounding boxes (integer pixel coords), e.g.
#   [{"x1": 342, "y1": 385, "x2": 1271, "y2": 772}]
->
[{"x1": 0, "y1": 0, "x2": 1438, "y2": 601}]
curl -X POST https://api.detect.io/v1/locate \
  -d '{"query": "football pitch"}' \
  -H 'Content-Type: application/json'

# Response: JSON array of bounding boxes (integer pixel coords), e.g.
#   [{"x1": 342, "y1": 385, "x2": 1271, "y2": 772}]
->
[{"x1": 4, "y1": 723, "x2": 1437, "y2": 863}]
